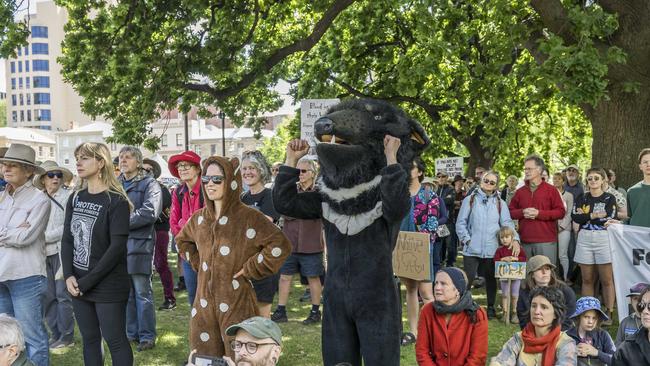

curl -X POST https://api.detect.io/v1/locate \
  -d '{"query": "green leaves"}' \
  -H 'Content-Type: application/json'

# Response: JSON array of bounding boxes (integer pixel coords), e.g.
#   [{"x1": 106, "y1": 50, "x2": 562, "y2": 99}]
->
[{"x1": 0, "y1": 1, "x2": 29, "y2": 58}]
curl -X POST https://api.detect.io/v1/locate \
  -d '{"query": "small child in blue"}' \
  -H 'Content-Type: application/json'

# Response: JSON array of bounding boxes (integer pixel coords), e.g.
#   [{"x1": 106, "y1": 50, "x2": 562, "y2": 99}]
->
[
  {"x1": 567, "y1": 296, "x2": 616, "y2": 365},
  {"x1": 493, "y1": 226, "x2": 526, "y2": 324}
]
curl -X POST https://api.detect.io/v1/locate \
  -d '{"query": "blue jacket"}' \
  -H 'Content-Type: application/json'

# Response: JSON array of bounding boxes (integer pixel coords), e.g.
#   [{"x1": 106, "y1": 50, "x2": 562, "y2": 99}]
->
[
  {"x1": 567, "y1": 326, "x2": 616, "y2": 365},
  {"x1": 119, "y1": 172, "x2": 162, "y2": 274},
  {"x1": 456, "y1": 188, "x2": 518, "y2": 258}
]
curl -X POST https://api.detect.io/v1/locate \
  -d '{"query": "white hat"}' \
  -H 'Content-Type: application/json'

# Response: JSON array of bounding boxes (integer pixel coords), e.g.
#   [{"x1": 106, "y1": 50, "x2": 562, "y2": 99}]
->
[
  {"x1": 33, "y1": 161, "x2": 74, "y2": 189},
  {"x1": 0, "y1": 144, "x2": 45, "y2": 174}
]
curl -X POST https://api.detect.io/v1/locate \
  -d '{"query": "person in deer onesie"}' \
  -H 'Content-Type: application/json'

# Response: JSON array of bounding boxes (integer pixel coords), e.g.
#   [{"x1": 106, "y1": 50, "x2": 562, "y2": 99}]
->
[
  {"x1": 273, "y1": 99, "x2": 431, "y2": 366},
  {"x1": 175, "y1": 156, "x2": 290, "y2": 358}
]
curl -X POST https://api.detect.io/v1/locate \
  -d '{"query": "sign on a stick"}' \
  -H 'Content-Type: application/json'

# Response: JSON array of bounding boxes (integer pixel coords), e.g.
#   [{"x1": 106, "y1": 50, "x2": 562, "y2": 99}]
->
[{"x1": 393, "y1": 231, "x2": 431, "y2": 281}]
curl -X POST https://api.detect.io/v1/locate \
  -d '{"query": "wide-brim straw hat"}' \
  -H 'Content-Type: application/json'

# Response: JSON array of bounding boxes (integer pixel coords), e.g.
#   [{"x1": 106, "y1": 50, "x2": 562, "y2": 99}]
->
[
  {"x1": 0, "y1": 143, "x2": 45, "y2": 174},
  {"x1": 0, "y1": 147, "x2": 8, "y2": 158},
  {"x1": 33, "y1": 160, "x2": 74, "y2": 189}
]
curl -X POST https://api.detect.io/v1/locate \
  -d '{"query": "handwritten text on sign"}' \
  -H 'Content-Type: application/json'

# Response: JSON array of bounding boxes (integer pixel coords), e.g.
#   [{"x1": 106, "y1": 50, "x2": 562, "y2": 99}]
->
[
  {"x1": 300, "y1": 99, "x2": 340, "y2": 148},
  {"x1": 393, "y1": 231, "x2": 431, "y2": 281},
  {"x1": 494, "y1": 261, "x2": 527, "y2": 279},
  {"x1": 435, "y1": 157, "x2": 464, "y2": 177}
]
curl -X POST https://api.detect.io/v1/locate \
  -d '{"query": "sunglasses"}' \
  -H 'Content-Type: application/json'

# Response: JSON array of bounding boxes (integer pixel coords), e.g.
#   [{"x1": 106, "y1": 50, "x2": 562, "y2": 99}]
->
[
  {"x1": 201, "y1": 175, "x2": 225, "y2": 185},
  {"x1": 637, "y1": 302, "x2": 650, "y2": 313},
  {"x1": 143, "y1": 168, "x2": 153, "y2": 174},
  {"x1": 482, "y1": 179, "x2": 497, "y2": 186},
  {"x1": 587, "y1": 176, "x2": 601, "y2": 181},
  {"x1": 46, "y1": 171, "x2": 64, "y2": 179},
  {"x1": 299, "y1": 169, "x2": 313, "y2": 174}
]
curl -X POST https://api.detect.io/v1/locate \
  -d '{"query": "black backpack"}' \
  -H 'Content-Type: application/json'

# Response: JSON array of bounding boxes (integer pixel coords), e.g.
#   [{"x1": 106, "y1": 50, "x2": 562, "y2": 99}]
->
[{"x1": 176, "y1": 184, "x2": 204, "y2": 212}]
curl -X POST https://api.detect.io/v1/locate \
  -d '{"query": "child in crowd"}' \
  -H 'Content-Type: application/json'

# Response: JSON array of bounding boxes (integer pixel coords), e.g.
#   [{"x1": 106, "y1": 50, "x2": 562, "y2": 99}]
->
[
  {"x1": 567, "y1": 296, "x2": 616, "y2": 366},
  {"x1": 616, "y1": 282, "x2": 650, "y2": 346},
  {"x1": 493, "y1": 226, "x2": 527, "y2": 324}
]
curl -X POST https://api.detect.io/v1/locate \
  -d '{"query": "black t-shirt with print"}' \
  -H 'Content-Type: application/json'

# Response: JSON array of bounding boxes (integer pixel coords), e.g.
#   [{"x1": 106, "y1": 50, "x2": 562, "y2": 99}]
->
[
  {"x1": 241, "y1": 188, "x2": 280, "y2": 222},
  {"x1": 61, "y1": 189, "x2": 130, "y2": 302}
]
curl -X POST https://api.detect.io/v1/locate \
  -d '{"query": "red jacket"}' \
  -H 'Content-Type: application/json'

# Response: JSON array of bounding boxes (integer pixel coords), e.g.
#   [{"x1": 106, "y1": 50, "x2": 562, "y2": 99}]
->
[
  {"x1": 415, "y1": 302, "x2": 488, "y2": 366},
  {"x1": 508, "y1": 180, "x2": 565, "y2": 243}
]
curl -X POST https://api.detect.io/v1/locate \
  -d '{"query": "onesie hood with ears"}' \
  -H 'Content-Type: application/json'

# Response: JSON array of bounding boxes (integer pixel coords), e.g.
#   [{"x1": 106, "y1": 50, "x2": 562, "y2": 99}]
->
[{"x1": 200, "y1": 156, "x2": 244, "y2": 219}]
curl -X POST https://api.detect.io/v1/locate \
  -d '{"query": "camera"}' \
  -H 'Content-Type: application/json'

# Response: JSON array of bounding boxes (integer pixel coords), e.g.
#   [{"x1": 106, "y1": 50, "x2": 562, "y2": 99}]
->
[{"x1": 191, "y1": 354, "x2": 229, "y2": 366}]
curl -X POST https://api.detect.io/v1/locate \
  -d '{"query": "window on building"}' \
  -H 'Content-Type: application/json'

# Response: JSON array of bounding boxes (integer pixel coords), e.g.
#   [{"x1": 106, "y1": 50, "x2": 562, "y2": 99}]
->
[
  {"x1": 161, "y1": 134, "x2": 168, "y2": 147},
  {"x1": 33, "y1": 76, "x2": 50, "y2": 88},
  {"x1": 20, "y1": 111, "x2": 24, "y2": 122},
  {"x1": 31, "y1": 26, "x2": 48, "y2": 38},
  {"x1": 237, "y1": 143, "x2": 244, "y2": 148},
  {"x1": 64, "y1": 158, "x2": 69, "y2": 165},
  {"x1": 11, "y1": 95, "x2": 16, "y2": 106},
  {"x1": 176, "y1": 133, "x2": 183, "y2": 146},
  {"x1": 11, "y1": 78, "x2": 15, "y2": 90},
  {"x1": 34, "y1": 93, "x2": 50, "y2": 104},
  {"x1": 27, "y1": 110, "x2": 31, "y2": 122},
  {"x1": 24, "y1": 46, "x2": 29, "y2": 55},
  {"x1": 194, "y1": 145, "x2": 201, "y2": 155},
  {"x1": 26, "y1": 94, "x2": 31, "y2": 105},
  {"x1": 50, "y1": 147, "x2": 54, "y2": 157},
  {"x1": 18, "y1": 61, "x2": 22, "y2": 73},
  {"x1": 31, "y1": 43, "x2": 49, "y2": 55},
  {"x1": 25, "y1": 61, "x2": 29, "y2": 72},
  {"x1": 11, "y1": 111, "x2": 17, "y2": 122},
  {"x1": 17, "y1": 48, "x2": 21, "y2": 56},
  {"x1": 19, "y1": 94, "x2": 23, "y2": 105},
  {"x1": 38, "y1": 146, "x2": 43, "y2": 156},
  {"x1": 35, "y1": 109, "x2": 51, "y2": 121},
  {"x1": 62, "y1": 137, "x2": 69, "y2": 147},
  {"x1": 25, "y1": 77, "x2": 30, "y2": 89},
  {"x1": 18, "y1": 78, "x2": 22, "y2": 89},
  {"x1": 40, "y1": 126, "x2": 52, "y2": 131},
  {"x1": 10, "y1": 62, "x2": 15, "y2": 73},
  {"x1": 32, "y1": 60, "x2": 49, "y2": 72},
  {"x1": 210, "y1": 144, "x2": 216, "y2": 155}
]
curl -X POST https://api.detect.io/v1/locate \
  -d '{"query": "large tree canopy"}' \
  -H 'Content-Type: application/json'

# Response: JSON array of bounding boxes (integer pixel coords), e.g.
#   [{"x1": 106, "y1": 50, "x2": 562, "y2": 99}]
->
[{"x1": 55, "y1": 0, "x2": 648, "y2": 185}]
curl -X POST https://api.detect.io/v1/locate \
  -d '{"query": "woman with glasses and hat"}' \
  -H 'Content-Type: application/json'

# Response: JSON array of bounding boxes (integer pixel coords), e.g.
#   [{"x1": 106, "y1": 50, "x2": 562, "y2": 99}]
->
[
  {"x1": 456, "y1": 170, "x2": 520, "y2": 320},
  {"x1": 416, "y1": 267, "x2": 488, "y2": 365},
  {"x1": 33, "y1": 161, "x2": 76, "y2": 349},
  {"x1": 566, "y1": 296, "x2": 616, "y2": 365},
  {"x1": 490, "y1": 286, "x2": 577, "y2": 366},
  {"x1": 612, "y1": 286, "x2": 650, "y2": 365},
  {"x1": 516, "y1": 255, "x2": 577, "y2": 331},
  {"x1": 175, "y1": 156, "x2": 290, "y2": 360}
]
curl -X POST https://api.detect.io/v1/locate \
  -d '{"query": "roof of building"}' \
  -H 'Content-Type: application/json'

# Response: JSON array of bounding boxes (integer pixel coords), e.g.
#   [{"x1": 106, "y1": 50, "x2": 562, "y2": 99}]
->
[
  {"x1": 0, "y1": 127, "x2": 55, "y2": 144},
  {"x1": 61, "y1": 122, "x2": 114, "y2": 138}
]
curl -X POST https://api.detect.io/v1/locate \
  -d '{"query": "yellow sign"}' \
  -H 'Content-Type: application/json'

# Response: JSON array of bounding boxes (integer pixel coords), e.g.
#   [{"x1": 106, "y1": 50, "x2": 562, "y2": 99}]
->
[
  {"x1": 393, "y1": 231, "x2": 431, "y2": 281},
  {"x1": 494, "y1": 261, "x2": 527, "y2": 279}
]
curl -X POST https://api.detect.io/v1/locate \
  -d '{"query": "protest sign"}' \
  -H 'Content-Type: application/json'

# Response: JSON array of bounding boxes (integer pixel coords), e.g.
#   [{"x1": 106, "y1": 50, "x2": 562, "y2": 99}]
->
[
  {"x1": 300, "y1": 99, "x2": 340, "y2": 148},
  {"x1": 435, "y1": 157, "x2": 464, "y2": 177},
  {"x1": 608, "y1": 224, "x2": 650, "y2": 321},
  {"x1": 392, "y1": 231, "x2": 430, "y2": 281},
  {"x1": 494, "y1": 261, "x2": 527, "y2": 280}
]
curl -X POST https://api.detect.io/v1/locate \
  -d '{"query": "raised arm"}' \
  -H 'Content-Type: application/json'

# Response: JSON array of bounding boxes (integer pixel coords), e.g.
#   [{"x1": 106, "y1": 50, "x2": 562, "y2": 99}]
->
[{"x1": 380, "y1": 135, "x2": 410, "y2": 223}]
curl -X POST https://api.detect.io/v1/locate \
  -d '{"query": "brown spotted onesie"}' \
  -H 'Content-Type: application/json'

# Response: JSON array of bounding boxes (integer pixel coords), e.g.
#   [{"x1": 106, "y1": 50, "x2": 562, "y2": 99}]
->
[{"x1": 175, "y1": 156, "x2": 291, "y2": 358}]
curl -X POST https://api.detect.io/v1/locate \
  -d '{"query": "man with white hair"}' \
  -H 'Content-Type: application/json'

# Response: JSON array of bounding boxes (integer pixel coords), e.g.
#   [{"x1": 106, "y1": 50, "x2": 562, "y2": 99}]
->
[
  {"x1": 0, "y1": 314, "x2": 35, "y2": 366},
  {"x1": 0, "y1": 144, "x2": 51, "y2": 366}
]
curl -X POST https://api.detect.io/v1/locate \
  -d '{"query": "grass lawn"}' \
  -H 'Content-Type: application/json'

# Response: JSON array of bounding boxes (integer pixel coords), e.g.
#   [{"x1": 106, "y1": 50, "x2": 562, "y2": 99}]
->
[{"x1": 50, "y1": 256, "x2": 616, "y2": 365}]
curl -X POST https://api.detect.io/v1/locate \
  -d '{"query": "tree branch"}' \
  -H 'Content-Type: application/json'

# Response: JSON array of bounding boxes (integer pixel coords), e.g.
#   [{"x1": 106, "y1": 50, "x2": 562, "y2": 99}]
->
[
  {"x1": 529, "y1": 0, "x2": 577, "y2": 45},
  {"x1": 183, "y1": 0, "x2": 357, "y2": 100}
]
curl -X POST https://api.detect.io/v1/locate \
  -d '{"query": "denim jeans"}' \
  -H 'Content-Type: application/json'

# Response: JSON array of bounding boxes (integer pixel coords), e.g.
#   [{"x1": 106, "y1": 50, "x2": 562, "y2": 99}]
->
[
  {"x1": 181, "y1": 258, "x2": 197, "y2": 306},
  {"x1": 126, "y1": 274, "x2": 156, "y2": 342},
  {"x1": 0, "y1": 275, "x2": 49, "y2": 366}
]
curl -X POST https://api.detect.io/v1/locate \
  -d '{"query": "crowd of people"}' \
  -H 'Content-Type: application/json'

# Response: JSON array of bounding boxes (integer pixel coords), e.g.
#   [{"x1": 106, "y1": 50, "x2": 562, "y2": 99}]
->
[{"x1": 0, "y1": 139, "x2": 649, "y2": 366}]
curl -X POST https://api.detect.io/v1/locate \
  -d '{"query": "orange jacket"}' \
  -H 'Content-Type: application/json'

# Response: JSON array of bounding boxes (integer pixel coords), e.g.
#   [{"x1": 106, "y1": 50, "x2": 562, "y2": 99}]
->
[{"x1": 415, "y1": 302, "x2": 488, "y2": 366}]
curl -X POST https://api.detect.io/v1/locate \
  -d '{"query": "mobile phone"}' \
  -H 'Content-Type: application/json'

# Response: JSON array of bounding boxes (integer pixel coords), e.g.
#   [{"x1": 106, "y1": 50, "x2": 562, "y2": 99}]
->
[{"x1": 191, "y1": 354, "x2": 229, "y2": 366}]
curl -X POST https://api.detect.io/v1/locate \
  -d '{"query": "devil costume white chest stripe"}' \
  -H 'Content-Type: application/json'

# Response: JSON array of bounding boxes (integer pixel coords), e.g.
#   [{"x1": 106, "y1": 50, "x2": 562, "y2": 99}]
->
[
  {"x1": 322, "y1": 201, "x2": 383, "y2": 235},
  {"x1": 318, "y1": 175, "x2": 382, "y2": 202}
]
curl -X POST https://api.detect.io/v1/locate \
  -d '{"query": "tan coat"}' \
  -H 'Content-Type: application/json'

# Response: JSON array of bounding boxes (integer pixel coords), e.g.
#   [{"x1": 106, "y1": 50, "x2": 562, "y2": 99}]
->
[{"x1": 176, "y1": 156, "x2": 290, "y2": 358}]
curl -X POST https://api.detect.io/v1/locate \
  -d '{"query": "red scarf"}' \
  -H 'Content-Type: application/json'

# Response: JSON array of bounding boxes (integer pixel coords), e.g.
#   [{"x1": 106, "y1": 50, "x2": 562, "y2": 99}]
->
[{"x1": 521, "y1": 323, "x2": 561, "y2": 366}]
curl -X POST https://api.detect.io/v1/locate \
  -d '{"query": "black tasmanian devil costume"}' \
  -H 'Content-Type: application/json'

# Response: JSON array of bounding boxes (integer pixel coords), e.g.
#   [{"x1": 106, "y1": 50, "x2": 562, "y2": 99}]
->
[{"x1": 273, "y1": 99, "x2": 430, "y2": 365}]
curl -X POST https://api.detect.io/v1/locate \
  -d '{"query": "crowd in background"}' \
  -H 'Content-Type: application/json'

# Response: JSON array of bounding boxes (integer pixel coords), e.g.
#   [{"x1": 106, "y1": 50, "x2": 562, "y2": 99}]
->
[{"x1": 1, "y1": 141, "x2": 650, "y2": 366}]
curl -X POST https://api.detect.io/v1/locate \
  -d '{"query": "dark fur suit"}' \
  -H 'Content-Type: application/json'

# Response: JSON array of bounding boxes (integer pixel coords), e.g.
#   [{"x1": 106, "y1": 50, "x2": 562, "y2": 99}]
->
[{"x1": 273, "y1": 99, "x2": 430, "y2": 365}]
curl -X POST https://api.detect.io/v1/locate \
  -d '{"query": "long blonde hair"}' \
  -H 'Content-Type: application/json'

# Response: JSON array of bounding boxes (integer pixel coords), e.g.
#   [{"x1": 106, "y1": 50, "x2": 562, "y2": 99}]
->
[{"x1": 74, "y1": 142, "x2": 133, "y2": 211}]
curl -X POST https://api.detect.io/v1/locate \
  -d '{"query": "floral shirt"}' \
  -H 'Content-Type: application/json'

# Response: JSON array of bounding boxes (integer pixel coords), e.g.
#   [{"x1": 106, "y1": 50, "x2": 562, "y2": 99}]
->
[{"x1": 401, "y1": 187, "x2": 447, "y2": 243}]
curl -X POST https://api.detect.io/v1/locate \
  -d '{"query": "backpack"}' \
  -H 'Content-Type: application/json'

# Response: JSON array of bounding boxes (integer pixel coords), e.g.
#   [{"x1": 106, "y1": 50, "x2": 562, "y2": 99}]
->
[{"x1": 176, "y1": 184, "x2": 204, "y2": 212}]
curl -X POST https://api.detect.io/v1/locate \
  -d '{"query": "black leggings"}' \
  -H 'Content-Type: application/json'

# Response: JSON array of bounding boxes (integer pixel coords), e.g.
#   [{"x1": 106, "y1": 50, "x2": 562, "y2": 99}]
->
[
  {"x1": 463, "y1": 256, "x2": 497, "y2": 308},
  {"x1": 72, "y1": 299, "x2": 133, "y2": 366}
]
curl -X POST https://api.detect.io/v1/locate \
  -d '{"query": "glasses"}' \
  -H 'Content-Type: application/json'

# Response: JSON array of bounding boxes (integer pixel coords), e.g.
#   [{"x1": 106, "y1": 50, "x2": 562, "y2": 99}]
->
[
  {"x1": 176, "y1": 163, "x2": 194, "y2": 171},
  {"x1": 271, "y1": 168, "x2": 280, "y2": 172},
  {"x1": 299, "y1": 169, "x2": 312, "y2": 174},
  {"x1": 637, "y1": 302, "x2": 650, "y2": 313},
  {"x1": 143, "y1": 168, "x2": 152, "y2": 173},
  {"x1": 482, "y1": 179, "x2": 497, "y2": 186},
  {"x1": 587, "y1": 176, "x2": 601, "y2": 181},
  {"x1": 201, "y1": 175, "x2": 225, "y2": 185},
  {"x1": 46, "y1": 171, "x2": 64, "y2": 179},
  {"x1": 231, "y1": 340, "x2": 277, "y2": 354}
]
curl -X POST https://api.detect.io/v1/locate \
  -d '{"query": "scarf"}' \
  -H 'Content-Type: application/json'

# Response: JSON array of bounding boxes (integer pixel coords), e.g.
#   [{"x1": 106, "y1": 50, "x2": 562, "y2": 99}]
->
[
  {"x1": 521, "y1": 323, "x2": 561, "y2": 366},
  {"x1": 433, "y1": 290, "x2": 481, "y2": 323}
]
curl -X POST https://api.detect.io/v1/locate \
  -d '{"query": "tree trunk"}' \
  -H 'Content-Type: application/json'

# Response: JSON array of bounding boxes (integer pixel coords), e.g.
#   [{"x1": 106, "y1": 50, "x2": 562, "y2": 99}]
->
[
  {"x1": 463, "y1": 133, "x2": 495, "y2": 178},
  {"x1": 585, "y1": 89, "x2": 650, "y2": 189}
]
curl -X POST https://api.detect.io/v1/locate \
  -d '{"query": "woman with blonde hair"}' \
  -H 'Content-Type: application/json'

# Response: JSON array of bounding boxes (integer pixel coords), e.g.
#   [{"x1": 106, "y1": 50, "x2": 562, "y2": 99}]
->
[{"x1": 61, "y1": 142, "x2": 133, "y2": 365}]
